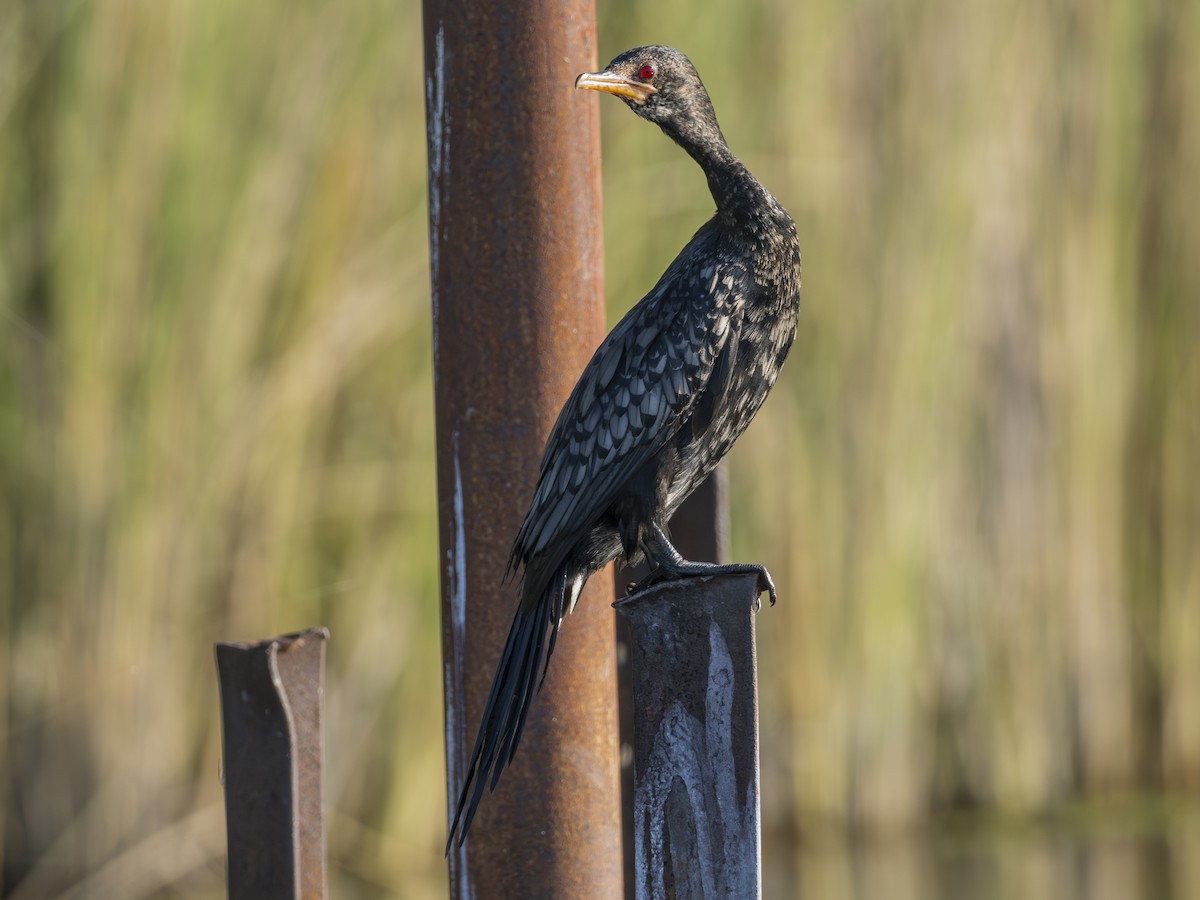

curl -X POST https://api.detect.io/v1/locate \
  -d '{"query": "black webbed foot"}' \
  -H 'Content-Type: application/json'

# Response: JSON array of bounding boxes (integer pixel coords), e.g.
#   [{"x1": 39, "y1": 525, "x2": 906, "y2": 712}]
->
[
  {"x1": 626, "y1": 567, "x2": 671, "y2": 596},
  {"x1": 634, "y1": 524, "x2": 778, "y2": 607},
  {"x1": 627, "y1": 561, "x2": 777, "y2": 607}
]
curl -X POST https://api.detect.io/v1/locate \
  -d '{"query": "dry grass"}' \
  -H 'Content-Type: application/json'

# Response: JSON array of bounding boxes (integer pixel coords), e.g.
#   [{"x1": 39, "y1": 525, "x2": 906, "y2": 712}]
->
[{"x1": 2, "y1": 0, "x2": 1198, "y2": 895}]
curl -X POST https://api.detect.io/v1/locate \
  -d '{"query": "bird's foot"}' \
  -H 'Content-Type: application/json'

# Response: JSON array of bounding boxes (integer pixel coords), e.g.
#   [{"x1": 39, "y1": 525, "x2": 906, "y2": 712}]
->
[
  {"x1": 626, "y1": 568, "x2": 671, "y2": 596},
  {"x1": 628, "y1": 561, "x2": 777, "y2": 608}
]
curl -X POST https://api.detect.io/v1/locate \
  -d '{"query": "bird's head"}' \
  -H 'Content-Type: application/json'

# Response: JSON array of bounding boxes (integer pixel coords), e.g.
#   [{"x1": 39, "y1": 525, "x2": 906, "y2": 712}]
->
[{"x1": 575, "y1": 46, "x2": 723, "y2": 150}]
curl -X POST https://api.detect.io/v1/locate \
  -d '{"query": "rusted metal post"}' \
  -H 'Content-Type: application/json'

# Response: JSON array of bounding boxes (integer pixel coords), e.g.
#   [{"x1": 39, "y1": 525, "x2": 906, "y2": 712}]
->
[
  {"x1": 616, "y1": 575, "x2": 762, "y2": 900},
  {"x1": 422, "y1": 0, "x2": 623, "y2": 898},
  {"x1": 214, "y1": 628, "x2": 329, "y2": 900}
]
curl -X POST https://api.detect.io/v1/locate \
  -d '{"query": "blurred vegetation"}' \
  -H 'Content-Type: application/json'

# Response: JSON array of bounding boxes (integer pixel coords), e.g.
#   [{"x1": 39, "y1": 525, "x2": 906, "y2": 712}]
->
[{"x1": 1, "y1": 0, "x2": 1198, "y2": 897}]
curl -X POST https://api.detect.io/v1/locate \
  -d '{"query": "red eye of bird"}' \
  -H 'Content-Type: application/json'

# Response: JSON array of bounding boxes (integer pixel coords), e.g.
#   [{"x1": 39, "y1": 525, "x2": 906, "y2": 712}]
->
[{"x1": 639, "y1": 63, "x2": 656, "y2": 80}]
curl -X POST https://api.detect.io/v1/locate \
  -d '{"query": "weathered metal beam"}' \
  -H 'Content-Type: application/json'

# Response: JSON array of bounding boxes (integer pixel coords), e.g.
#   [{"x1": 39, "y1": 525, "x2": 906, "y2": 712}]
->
[
  {"x1": 422, "y1": 0, "x2": 623, "y2": 897},
  {"x1": 215, "y1": 628, "x2": 329, "y2": 900},
  {"x1": 616, "y1": 467, "x2": 728, "y2": 898},
  {"x1": 616, "y1": 575, "x2": 762, "y2": 900},
  {"x1": 667, "y1": 467, "x2": 730, "y2": 566}
]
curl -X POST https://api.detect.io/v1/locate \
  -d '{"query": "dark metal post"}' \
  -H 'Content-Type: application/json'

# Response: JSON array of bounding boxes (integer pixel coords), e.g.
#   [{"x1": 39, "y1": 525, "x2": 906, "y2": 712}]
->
[
  {"x1": 215, "y1": 628, "x2": 329, "y2": 900},
  {"x1": 617, "y1": 468, "x2": 728, "y2": 898},
  {"x1": 616, "y1": 575, "x2": 762, "y2": 900},
  {"x1": 664, "y1": 468, "x2": 729, "y2": 565},
  {"x1": 422, "y1": 1, "x2": 623, "y2": 897}
]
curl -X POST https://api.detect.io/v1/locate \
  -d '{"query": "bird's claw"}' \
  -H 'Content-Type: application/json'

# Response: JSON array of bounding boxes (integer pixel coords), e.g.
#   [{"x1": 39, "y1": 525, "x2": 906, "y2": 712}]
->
[
  {"x1": 628, "y1": 563, "x2": 777, "y2": 607},
  {"x1": 756, "y1": 567, "x2": 777, "y2": 608}
]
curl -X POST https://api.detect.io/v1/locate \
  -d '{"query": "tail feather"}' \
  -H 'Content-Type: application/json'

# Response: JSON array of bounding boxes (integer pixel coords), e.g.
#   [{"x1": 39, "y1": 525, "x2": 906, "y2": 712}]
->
[
  {"x1": 446, "y1": 564, "x2": 572, "y2": 852},
  {"x1": 503, "y1": 568, "x2": 561, "y2": 775}
]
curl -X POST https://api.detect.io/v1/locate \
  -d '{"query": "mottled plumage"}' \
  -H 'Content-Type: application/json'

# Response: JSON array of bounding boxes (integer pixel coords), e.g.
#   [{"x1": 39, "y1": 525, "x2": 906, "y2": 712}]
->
[{"x1": 448, "y1": 45, "x2": 801, "y2": 849}]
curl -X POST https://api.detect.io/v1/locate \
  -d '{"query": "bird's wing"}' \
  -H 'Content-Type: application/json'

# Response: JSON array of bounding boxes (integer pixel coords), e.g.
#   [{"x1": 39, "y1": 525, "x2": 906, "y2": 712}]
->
[{"x1": 507, "y1": 251, "x2": 744, "y2": 578}]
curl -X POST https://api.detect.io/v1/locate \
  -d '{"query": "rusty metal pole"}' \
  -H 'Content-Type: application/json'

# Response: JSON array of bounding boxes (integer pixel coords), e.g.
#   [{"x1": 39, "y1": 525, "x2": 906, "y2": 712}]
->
[
  {"x1": 422, "y1": 1, "x2": 623, "y2": 898},
  {"x1": 616, "y1": 575, "x2": 762, "y2": 900},
  {"x1": 215, "y1": 628, "x2": 329, "y2": 900}
]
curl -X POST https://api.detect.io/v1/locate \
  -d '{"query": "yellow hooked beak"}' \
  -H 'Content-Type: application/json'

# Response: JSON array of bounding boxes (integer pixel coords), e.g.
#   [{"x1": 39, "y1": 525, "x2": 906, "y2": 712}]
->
[{"x1": 574, "y1": 70, "x2": 658, "y2": 105}]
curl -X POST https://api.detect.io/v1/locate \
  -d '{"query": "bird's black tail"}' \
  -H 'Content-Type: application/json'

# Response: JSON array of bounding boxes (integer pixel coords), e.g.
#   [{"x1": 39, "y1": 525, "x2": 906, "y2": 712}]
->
[{"x1": 446, "y1": 562, "x2": 576, "y2": 851}]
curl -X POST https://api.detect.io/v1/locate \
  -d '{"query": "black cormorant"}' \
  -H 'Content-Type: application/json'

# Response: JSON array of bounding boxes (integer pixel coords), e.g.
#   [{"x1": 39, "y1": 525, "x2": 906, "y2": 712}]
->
[{"x1": 448, "y1": 45, "x2": 801, "y2": 849}]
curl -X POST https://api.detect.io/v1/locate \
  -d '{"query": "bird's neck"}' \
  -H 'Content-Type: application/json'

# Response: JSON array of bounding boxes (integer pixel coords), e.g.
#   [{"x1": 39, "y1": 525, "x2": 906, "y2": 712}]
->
[{"x1": 687, "y1": 138, "x2": 774, "y2": 228}]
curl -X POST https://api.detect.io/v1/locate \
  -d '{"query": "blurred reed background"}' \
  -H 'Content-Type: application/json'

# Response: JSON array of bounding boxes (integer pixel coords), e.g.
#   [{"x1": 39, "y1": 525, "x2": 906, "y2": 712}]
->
[{"x1": 1, "y1": 0, "x2": 1197, "y2": 897}]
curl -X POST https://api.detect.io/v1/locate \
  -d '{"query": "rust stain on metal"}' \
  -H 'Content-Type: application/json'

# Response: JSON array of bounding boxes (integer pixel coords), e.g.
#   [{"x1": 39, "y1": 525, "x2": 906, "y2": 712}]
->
[
  {"x1": 423, "y1": 0, "x2": 622, "y2": 897},
  {"x1": 616, "y1": 576, "x2": 762, "y2": 900}
]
